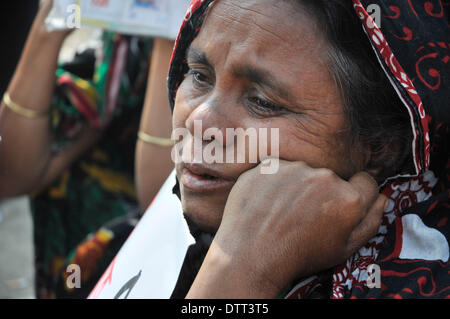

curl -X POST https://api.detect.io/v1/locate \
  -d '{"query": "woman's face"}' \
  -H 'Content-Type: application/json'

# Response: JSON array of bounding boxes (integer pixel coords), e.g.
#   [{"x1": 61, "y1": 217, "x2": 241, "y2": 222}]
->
[{"x1": 173, "y1": 0, "x2": 366, "y2": 233}]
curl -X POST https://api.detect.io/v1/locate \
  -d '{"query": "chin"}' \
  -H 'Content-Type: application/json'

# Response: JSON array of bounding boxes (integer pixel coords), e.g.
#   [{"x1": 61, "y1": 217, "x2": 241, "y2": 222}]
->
[{"x1": 180, "y1": 188, "x2": 226, "y2": 234}]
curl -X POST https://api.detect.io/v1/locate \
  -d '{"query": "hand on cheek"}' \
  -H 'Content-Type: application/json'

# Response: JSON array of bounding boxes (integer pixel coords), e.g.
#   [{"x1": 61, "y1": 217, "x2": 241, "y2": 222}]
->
[{"x1": 188, "y1": 160, "x2": 387, "y2": 298}]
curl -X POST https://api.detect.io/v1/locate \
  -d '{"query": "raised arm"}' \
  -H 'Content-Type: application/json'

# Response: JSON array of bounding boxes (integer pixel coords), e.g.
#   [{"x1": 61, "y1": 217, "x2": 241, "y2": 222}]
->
[
  {"x1": 135, "y1": 38, "x2": 175, "y2": 210},
  {"x1": 0, "y1": 0, "x2": 100, "y2": 198}
]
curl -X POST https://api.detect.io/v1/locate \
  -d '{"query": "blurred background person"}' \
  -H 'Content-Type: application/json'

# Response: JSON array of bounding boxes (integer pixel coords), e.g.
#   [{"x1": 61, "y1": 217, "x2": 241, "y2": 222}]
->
[
  {"x1": 135, "y1": 37, "x2": 174, "y2": 211},
  {"x1": 0, "y1": 0, "x2": 40, "y2": 299},
  {"x1": 0, "y1": 0, "x2": 186, "y2": 298}
]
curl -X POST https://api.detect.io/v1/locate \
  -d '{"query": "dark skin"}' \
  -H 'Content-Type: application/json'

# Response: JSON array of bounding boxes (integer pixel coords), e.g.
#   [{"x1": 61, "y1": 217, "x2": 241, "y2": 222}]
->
[{"x1": 171, "y1": 0, "x2": 388, "y2": 298}]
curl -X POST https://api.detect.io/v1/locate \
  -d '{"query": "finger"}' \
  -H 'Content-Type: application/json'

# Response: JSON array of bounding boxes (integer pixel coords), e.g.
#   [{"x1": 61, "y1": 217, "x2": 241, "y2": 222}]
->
[
  {"x1": 348, "y1": 171, "x2": 379, "y2": 215},
  {"x1": 346, "y1": 194, "x2": 388, "y2": 254}
]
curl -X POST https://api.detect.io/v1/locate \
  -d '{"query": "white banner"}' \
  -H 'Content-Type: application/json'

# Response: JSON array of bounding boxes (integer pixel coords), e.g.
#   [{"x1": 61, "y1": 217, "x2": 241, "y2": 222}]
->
[
  {"x1": 46, "y1": 0, "x2": 191, "y2": 39},
  {"x1": 88, "y1": 170, "x2": 194, "y2": 299}
]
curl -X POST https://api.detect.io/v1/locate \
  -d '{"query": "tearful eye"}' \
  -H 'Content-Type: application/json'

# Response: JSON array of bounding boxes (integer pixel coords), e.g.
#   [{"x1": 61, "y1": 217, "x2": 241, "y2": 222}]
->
[
  {"x1": 247, "y1": 96, "x2": 287, "y2": 117},
  {"x1": 187, "y1": 69, "x2": 212, "y2": 88},
  {"x1": 193, "y1": 71, "x2": 206, "y2": 83}
]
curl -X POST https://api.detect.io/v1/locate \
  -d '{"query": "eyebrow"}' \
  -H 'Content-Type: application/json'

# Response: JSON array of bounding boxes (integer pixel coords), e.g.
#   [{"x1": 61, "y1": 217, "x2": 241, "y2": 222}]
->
[
  {"x1": 187, "y1": 45, "x2": 213, "y2": 68},
  {"x1": 187, "y1": 45, "x2": 291, "y2": 101}
]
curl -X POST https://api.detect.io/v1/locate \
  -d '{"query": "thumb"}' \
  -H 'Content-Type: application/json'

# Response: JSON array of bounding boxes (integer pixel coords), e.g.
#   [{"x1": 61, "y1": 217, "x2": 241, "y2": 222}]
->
[{"x1": 346, "y1": 194, "x2": 388, "y2": 255}]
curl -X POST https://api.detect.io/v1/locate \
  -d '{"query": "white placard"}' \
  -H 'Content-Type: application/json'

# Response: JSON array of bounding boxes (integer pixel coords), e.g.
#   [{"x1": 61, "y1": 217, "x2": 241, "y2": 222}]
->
[{"x1": 88, "y1": 170, "x2": 195, "y2": 299}]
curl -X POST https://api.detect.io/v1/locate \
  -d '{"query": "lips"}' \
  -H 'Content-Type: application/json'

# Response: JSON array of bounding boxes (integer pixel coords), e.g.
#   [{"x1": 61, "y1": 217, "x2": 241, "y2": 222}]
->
[{"x1": 179, "y1": 163, "x2": 235, "y2": 193}]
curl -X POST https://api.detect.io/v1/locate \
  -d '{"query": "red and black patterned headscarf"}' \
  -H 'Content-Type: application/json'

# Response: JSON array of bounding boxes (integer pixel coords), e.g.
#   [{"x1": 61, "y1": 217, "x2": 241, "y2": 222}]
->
[{"x1": 168, "y1": 0, "x2": 450, "y2": 298}]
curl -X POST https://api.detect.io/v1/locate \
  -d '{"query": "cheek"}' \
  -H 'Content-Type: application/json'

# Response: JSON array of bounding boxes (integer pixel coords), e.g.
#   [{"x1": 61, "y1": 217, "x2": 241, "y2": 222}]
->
[
  {"x1": 172, "y1": 104, "x2": 185, "y2": 131},
  {"x1": 277, "y1": 119, "x2": 354, "y2": 177},
  {"x1": 172, "y1": 85, "x2": 192, "y2": 130}
]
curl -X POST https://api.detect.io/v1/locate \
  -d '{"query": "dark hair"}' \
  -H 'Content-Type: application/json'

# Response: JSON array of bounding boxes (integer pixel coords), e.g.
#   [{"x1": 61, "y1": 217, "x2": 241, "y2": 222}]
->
[{"x1": 291, "y1": 0, "x2": 414, "y2": 183}]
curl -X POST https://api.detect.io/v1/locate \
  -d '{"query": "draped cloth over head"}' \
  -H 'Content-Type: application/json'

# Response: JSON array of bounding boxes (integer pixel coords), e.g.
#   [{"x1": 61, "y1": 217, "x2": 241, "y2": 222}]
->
[{"x1": 167, "y1": 0, "x2": 450, "y2": 298}]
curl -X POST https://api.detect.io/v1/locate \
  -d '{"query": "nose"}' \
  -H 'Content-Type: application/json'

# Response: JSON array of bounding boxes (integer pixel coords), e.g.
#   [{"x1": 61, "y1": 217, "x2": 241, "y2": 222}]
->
[{"x1": 185, "y1": 94, "x2": 234, "y2": 147}]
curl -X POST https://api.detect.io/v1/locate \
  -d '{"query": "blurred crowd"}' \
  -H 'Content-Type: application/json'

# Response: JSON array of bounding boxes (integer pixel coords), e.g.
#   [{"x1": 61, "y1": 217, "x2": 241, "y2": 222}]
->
[{"x1": 0, "y1": 0, "x2": 182, "y2": 298}]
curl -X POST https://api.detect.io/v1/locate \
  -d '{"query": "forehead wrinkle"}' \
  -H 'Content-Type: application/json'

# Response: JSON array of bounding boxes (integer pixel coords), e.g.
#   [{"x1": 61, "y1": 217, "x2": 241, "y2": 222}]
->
[
  {"x1": 204, "y1": 1, "x2": 330, "y2": 71},
  {"x1": 223, "y1": 1, "x2": 290, "y2": 43},
  {"x1": 208, "y1": 0, "x2": 295, "y2": 44},
  {"x1": 200, "y1": 10, "x2": 297, "y2": 77}
]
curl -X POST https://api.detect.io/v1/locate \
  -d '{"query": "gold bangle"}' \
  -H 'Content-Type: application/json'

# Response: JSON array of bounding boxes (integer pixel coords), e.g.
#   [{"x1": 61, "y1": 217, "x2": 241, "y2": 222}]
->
[
  {"x1": 2, "y1": 92, "x2": 50, "y2": 119},
  {"x1": 138, "y1": 131, "x2": 174, "y2": 147}
]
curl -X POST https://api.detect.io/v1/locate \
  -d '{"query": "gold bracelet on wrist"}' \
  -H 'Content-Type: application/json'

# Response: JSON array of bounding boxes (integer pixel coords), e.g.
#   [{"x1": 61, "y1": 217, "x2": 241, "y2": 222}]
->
[
  {"x1": 138, "y1": 131, "x2": 174, "y2": 147},
  {"x1": 2, "y1": 92, "x2": 50, "y2": 119}
]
